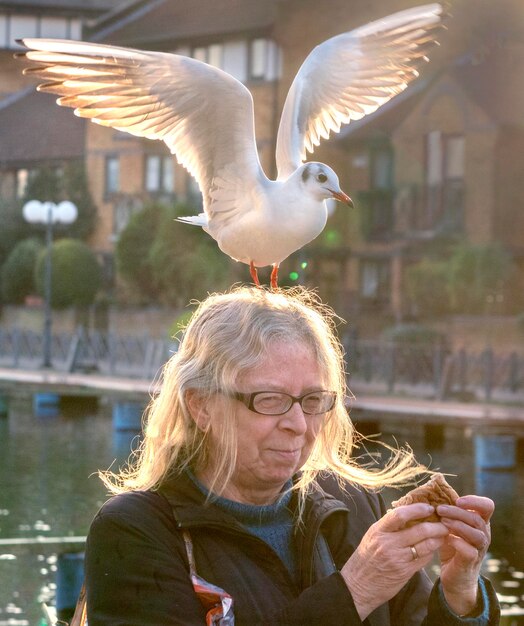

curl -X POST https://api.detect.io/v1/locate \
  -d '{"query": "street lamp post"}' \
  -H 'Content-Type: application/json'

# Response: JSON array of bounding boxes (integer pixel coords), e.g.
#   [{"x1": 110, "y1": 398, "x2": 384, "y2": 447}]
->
[{"x1": 23, "y1": 200, "x2": 78, "y2": 368}]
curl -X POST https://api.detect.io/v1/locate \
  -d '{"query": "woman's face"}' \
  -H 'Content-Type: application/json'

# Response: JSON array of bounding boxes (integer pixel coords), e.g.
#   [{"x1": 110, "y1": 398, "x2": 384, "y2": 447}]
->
[{"x1": 199, "y1": 340, "x2": 326, "y2": 505}]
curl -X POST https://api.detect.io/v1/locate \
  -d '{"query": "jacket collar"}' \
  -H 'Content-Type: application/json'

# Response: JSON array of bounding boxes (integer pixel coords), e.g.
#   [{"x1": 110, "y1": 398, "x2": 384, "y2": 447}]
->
[{"x1": 157, "y1": 470, "x2": 348, "y2": 532}]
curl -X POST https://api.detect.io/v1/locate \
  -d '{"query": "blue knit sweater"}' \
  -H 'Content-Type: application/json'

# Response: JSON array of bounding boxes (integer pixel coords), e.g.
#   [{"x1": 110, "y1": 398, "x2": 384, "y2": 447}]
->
[{"x1": 187, "y1": 471, "x2": 296, "y2": 577}]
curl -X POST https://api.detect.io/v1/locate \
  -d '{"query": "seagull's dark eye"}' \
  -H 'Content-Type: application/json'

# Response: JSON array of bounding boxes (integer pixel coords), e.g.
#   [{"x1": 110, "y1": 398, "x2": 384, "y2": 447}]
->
[{"x1": 317, "y1": 173, "x2": 328, "y2": 183}]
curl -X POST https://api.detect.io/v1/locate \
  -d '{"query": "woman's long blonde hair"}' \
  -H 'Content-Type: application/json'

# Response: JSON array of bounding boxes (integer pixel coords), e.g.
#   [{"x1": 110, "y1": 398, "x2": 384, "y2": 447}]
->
[{"x1": 101, "y1": 286, "x2": 427, "y2": 504}]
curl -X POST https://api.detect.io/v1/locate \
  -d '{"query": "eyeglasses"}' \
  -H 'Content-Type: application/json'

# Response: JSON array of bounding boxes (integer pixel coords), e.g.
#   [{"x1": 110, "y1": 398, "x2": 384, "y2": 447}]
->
[{"x1": 230, "y1": 390, "x2": 337, "y2": 416}]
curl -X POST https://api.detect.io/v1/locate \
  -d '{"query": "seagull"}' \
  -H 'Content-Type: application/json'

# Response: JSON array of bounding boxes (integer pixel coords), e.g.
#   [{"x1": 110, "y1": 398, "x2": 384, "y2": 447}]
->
[{"x1": 17, "y1": 3, "x2": 445, "y2": 288}]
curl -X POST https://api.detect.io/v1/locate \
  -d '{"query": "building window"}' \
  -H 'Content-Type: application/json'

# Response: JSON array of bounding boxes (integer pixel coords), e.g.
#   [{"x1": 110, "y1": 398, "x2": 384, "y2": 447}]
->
[
  {"x1": 162, "y1": 157, "x2": 174, "y2": 193},
  {"x1": 145, "y1": 155, "x2": 174, "y2": 193},
  {"x1": 250, "y1": 39, "x2": 267, "y2": 79},
  {"x1": 360, "y1": 258, "x2": 390, "y2": 303},
  {"x1": 191, "y1": 43, "x2": 224, "y2": 70},
  {"x1": 16, "y1": 169, "x2": 30, "y2": 199},
  {"x1": 207, "y1": 44, "x2": 222, "y2": 69},
  {"x1": 105, "y1": 156, "x2": 120, "y2": 195},
  {"x1": 185, "y1": 38, "x2": 279, "y2": 83},
  {"x1": 187, "y1": 176, "x2": 202, "y2": 208},
  {"x1": 357, "y1": 143, "x2": 394, "y2": 241},
  {"x1": 193, "y1": 46, "x2": 208, "y2": 63},
  {"x1": 425, "y1": 131, "x2": 464, "y2": 232},
  {"x1": 222, "y1": 41, "x2": 248, "y2": 82},
  {"x1": 0, "y1": 14, "x2": 80, "y2": 49},
  {"x1": 371, "y1": 146, "x2": 393, "y2": 191},
  {"x1": 0, "y1": 15, "x2": 7, "y2": 48},
  {"x1": 249, "y1": 38, "x2": 280, "y2": 81}
]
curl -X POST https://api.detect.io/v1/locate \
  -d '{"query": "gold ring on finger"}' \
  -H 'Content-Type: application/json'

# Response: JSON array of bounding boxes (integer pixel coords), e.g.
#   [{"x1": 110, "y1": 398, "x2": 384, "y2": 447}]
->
[{"x1": 410, "y1": 545, "x2": 419, "y2": 560}]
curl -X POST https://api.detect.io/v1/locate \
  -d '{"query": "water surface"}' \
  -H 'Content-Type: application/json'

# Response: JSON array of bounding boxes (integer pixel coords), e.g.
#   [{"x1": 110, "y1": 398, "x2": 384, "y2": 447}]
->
[{"x1": 0, "y1": 396, "x2": 522, "y2": 625}]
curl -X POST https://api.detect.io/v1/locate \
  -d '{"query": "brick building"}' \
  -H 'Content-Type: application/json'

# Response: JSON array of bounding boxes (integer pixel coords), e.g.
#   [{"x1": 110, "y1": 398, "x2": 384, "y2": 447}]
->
[{"x1": 1, "y1": 0, "x2": 523, "y2": 320}]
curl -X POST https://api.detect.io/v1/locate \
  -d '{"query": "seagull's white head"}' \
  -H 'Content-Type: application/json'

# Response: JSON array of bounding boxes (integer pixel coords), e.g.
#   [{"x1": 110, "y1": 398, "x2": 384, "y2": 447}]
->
[{"x1": 298, "y1": 162, "x2": 353, "y2": 207}]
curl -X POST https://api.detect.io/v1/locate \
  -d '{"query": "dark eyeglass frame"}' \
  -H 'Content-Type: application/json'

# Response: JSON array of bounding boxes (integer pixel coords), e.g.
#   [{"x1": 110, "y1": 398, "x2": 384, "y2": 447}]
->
[{"x1": 230, "y1": 390, "x2": 337, "y2": 416}]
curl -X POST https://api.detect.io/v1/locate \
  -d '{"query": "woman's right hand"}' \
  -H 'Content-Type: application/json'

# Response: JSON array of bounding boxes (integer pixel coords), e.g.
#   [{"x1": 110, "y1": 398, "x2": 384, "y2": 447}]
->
[{"x1": 340, "y1": 503, "x2": 449, "y2": 620}]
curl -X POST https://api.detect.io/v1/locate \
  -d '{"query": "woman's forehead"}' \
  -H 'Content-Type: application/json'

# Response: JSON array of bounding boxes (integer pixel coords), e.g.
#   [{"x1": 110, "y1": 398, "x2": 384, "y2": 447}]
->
[{"x1": 237, "y1": 340, "x2": 323, "y2": 387}]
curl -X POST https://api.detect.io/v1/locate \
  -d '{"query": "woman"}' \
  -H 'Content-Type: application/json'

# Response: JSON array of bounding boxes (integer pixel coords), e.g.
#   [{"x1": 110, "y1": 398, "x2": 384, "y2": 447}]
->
[{"x1": 85, "y1": 287, "x2": 499, "y2": 625}]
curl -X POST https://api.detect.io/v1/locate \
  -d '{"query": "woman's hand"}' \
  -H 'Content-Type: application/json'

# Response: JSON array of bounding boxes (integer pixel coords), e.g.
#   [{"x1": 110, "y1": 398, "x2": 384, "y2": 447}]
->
[
  {"x1": 341, "y1": 503, "x2": 449, "y2": 620},
  {"x1": 436, "y1": 495, "x2": 494, "y2": 616}
]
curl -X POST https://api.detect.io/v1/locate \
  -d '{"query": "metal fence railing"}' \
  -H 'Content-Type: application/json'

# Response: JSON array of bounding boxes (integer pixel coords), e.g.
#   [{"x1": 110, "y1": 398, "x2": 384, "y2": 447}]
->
[
  {"x1": 1, "y1": 327, "x2": 523, "y2": 401},
  {"x1": 0, "y1": 327, "x2": 175, "y2": 379},
  {"x1": 344, "y1": 337, "x2": 524, "y2": 401}
]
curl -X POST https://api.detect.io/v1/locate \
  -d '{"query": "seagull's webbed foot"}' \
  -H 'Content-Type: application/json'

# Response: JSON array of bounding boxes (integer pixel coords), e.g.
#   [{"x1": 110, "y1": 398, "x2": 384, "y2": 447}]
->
[
  {"x1": 270, "y1": 264, "x2": 279, "y2": 290},
  {"x1": 249, "y1": 261, "x2": 261, "y2": 287}
]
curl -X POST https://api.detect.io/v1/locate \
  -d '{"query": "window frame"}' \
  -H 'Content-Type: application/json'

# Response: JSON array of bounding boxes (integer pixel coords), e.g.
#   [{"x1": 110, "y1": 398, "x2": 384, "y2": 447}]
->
[{"x1": 104, "y1": 155, "x2": 120, "y2": 197}]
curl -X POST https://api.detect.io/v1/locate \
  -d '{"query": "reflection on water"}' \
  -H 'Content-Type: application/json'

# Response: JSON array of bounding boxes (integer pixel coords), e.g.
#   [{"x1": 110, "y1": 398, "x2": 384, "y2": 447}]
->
[
  {"x1": 373, "y1": 418, "x2": 524, "y2": 625},
  {"x1": 0, "y1": 396, "x2": 523, "y2": 624}
]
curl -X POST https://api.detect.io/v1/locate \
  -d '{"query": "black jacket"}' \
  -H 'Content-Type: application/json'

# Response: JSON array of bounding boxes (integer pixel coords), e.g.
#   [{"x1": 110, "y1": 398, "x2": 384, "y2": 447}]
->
[{"x1": 85, "y1": 473, "x2": 498, "y2": 625}]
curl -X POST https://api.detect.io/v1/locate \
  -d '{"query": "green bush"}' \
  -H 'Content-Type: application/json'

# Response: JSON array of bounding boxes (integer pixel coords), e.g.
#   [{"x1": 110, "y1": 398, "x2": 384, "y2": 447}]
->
[
  {"x1": 382, "y1": 323, "x2": 445, "y2": 344},
  {"x1": 168, "y1": 308, "x2": 196, "y2": 339},
  {"x1": 116, "y1": 202, "x2": 230, "y2": 305},
  {"x1": 22, "y1": 162, "x2": 97, "y2": 241},
  {"x1": 115, "y1": 203, "x2": 163, "y2": 300},
  {"x1": 405, "y1": 259, "x2": 451, "y2": 318},
  {"x1": 448, "y1": 242, "x2": 514, "y2": 313},
  {"x1": 0, "y1": 197, "x2": 27, "y2": 268},
  {"x1": 35, "y1": 238, "x2": 102, "y2": 308},
  {"x1": 1, "y1": 238, "x2": 44, "y2": 303},
  {"x1": 148, "y1": 203, "x2": 230, "y2": 306}
]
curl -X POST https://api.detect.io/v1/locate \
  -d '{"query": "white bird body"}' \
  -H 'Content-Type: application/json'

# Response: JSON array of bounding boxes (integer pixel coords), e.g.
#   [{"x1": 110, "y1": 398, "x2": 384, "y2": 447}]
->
[
  {"x1": 207, "y1": 174, "x2": 330, "y2": 267},
  {"x1": 17, "y1": 3, "x2": 446, "y2": 286}
]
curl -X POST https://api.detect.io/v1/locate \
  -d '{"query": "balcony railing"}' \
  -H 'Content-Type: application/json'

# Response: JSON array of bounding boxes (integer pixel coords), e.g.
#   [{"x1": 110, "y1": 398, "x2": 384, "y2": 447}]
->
[
  {"x1": 357, "y1": 181, "x2": 465, "y2": 241},
  {"x1": 357, "y1": 189, "x2": 395, "y2": 241}
]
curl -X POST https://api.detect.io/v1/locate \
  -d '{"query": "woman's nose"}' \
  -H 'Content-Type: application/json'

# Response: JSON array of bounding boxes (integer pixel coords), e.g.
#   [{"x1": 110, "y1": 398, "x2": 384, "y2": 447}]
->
[{"x1": 278, "y1": 402, "x2": 308, "y2": 434}]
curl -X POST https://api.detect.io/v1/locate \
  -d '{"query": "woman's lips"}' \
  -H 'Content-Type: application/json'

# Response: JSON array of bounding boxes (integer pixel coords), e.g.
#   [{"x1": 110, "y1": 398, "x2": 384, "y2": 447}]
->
[{"x1": 270, "y1": 448, "x2": 301, "y2": 461}]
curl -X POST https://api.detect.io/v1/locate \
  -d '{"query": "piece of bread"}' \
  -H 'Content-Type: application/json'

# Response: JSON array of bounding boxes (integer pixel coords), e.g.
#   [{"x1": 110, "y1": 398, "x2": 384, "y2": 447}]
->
[{"x1": 391, "y1": 473, "x2": 459, "y2": 523}]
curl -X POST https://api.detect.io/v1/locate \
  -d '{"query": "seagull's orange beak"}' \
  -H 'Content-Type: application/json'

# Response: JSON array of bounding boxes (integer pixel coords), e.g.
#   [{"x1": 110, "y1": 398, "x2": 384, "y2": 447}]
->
[{"x1": 330, "y1": 189, "x2": 354, "y2": 207}]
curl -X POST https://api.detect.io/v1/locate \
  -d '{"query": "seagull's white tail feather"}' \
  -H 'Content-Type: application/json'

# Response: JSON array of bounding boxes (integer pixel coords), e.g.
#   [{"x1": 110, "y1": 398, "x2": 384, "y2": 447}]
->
[{"x1": 176, "y1": 213, "x2": 208, "y2": 227}]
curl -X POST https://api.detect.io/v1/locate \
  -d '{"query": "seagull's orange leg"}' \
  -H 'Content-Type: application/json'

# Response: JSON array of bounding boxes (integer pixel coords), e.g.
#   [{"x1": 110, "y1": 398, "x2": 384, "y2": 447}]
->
[
  {"x1": 249, "y1": 261, "x2": 261, "y2": 287},
  {"x1": 270, "y1": 264, "x2": 279, "y2": 290}
]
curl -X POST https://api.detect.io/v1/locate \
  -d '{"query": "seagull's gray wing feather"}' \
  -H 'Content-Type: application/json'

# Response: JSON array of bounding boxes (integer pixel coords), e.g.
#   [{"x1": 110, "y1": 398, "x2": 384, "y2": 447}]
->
[
  {"x1": 18, "y1": 39, "x2": 266, "y2": 218},
  {"x1": 275, "y1": 3, "x2": 445, "y2": 179}
]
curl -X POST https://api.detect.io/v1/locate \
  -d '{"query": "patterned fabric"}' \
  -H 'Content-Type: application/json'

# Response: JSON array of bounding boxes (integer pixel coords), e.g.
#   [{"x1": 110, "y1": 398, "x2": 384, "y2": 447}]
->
[{"x1": 182, "y1": 529, "x2": 235, "y2": 625}]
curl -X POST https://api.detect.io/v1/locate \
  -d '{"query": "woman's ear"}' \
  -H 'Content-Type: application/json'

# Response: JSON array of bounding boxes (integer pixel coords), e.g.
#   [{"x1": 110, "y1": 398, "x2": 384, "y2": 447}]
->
[{"x1": 185, "y1": 389, "x2": 211, "y2": 432}]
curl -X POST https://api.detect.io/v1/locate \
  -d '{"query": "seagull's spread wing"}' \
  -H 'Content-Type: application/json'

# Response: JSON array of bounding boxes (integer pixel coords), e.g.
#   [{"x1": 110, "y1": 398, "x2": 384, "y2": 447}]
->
[
  {"x1": 275, "y1": 3, "x2": 445, "y2": 179},
  {"x1": 18, "y1": 39, "x2": 266, "y2": 219}
]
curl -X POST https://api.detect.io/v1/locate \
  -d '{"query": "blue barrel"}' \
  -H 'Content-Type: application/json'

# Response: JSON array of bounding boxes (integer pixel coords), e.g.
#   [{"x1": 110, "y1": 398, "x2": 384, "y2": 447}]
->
[
  {"x1": 112, "y1": 401, "x2": 144, "y2": 432},
  {"x1": 33, "y1": 392, "x2": 60, "y2": 418},
  {"x1": 475, "y1": 469, "x2": 516, "y2": 502},
  {"x1": 56, "y1": 552, "x2": 84, "y2": 618},
  {"x1": 0, "y1": 395, "x2": 8, "y2": 417},
  {"x1": 474, "y1": 434, "x2": 516, "y2": 470},
  {"x1": 113, "y1": 429, "x2": 143, "y2": 458}
]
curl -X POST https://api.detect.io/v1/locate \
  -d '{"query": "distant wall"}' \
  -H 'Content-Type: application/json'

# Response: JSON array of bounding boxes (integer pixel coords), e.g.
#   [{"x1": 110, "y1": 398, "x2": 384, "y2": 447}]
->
[
  {"x1": 0, "y1": 304, "x2": 179, "y2": 339},
  {"x1": 1, "y1": 305, "x2": 522, "y2": 352}
]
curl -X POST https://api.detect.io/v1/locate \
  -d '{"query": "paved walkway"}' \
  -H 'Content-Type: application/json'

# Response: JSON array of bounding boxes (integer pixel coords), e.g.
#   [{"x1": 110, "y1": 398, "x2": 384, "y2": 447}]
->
[
  {"x1": 0, "y1": 366, "x2": 157, "y2": 399},
  {"x1": 0, "y1": 366, "x2": 523, "y2": 425},
  {"x1": 348, "y1": 391, "x2": 524, "y2": 426}
]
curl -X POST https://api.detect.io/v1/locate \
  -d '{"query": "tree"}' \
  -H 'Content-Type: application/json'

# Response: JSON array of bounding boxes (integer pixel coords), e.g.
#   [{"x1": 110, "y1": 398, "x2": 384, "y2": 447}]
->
[
  {"x1": 448, "y1": 242, "x2": 514, "y2": 313},
  {"x1": 62, "y1": 161, "x2": 97, "y2": 239},
  {"x1": 23, "y1": 164, "x2": 61, "y2": 204},
  {"x1": 115, "y1": 203, "x2": 164, "y2": 301},
  {"x1": 35, "y1": 238, "x2": 102, "y2": 309},
  {"x1": 148, "y1": 203, "x2": 230, "y2": 306},
  {"x1": 0, "y1": 197, "x2": 27, "y2": 268},
  {"x1": 405, "y1": 259, "x2": 451, "y2": 318},
  {"x1": 116, "y1": 202, "x2": 230, "y2": 306},
  {"x1": 22, "y1": 162, "x2": 97, "y2": 240},
  {"x1": 1, "y1": 238, "x2": 44, "y2": 304}
]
